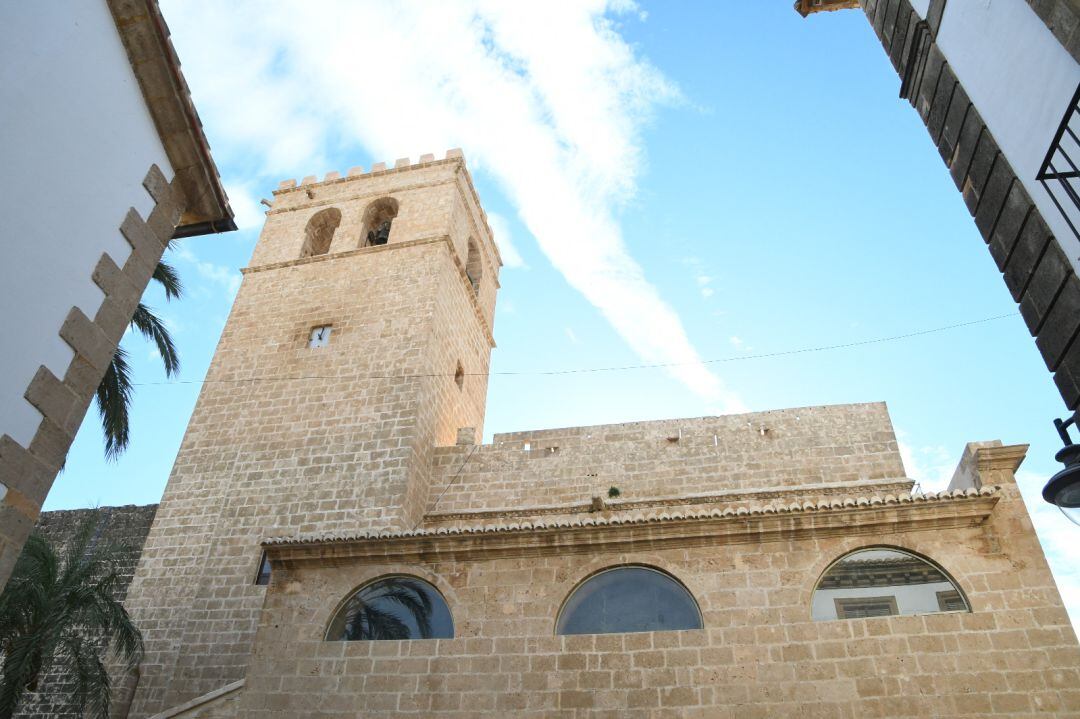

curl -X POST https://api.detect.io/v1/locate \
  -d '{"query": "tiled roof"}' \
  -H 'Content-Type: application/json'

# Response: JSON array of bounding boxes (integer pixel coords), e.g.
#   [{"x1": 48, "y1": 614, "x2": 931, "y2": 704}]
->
[{"x1": 263, "y1": 486, "x2": 999, "y2": 547}]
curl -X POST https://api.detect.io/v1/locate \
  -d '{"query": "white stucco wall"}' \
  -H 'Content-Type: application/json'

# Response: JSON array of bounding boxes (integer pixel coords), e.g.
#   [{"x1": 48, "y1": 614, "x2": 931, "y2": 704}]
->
[
  {"x1": 932, "y1": 0, "x2": 1080, "y2": 272},
  {"x1": 0, "y1": 1, "x2": 172, "y2": 448},
  {"x1": 811, "y1": 580, "x2": 959, "y2": 620}
]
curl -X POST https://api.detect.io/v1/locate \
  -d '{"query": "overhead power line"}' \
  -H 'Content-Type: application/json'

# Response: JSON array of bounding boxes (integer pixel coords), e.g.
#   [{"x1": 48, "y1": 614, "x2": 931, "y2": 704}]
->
[{"x1": 132, "y1": 312, "x2": 1018, "y2": 387}]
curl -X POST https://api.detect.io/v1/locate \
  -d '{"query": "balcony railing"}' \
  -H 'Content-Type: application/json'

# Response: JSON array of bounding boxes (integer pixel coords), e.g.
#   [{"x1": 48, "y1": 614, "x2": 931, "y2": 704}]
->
[{"x1": 1037, "y1": 81, "x2": 1080, "y2": 243}]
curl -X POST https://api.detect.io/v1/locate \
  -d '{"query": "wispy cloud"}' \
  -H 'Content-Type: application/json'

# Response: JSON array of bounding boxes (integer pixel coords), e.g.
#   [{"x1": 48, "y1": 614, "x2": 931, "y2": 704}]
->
[
  {"x1": 171, "y1": 245, "x2": 242, "y2": 300},
  {"x1": 565, "y1": 327, "x2": 581, "y2": 345},
  {"x1": 486, "y1": 212, "x2": 525, "y2": 269},
  {"x1": 162, "y1": 0, "x2": 742, "y2": 411}
]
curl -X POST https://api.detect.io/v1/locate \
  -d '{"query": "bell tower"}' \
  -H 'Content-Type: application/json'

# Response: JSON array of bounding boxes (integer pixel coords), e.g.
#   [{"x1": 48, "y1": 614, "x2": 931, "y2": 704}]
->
[{"x1": 124, "y1": 150, "x2": 501, "y2": 714}]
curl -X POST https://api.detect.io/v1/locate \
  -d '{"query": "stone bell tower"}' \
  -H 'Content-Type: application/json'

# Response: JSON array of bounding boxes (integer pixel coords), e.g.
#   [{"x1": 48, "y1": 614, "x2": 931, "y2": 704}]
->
[{"x1": 124, "y1": 150, "x2": 500, "y2": 715}]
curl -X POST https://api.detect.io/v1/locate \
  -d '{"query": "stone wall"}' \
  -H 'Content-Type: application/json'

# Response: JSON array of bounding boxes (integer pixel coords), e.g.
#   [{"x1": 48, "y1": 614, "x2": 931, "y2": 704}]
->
[
  {"x1": 241, "y1": 446, "x2": 1080, "y2": 717},
  {"x1": 428, "y1": 403, "x2": 905, "y2": 519},
  {"x1": 124, "y1": 156, "x2": 500, "y2": 716},
  {"x1": 12, "y1": 504, "x2": 158, "y2": 719}
]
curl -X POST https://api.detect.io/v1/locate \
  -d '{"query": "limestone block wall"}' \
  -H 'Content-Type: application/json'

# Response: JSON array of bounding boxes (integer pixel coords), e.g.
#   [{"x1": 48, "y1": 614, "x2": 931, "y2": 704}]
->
[
  {"x1": 428, "y1": 403, "x2": 906, "y2": 518},
  {"x1": 125, "y1": 160, "x2": 497, "y2": 716},
  {"x1": 240, "y1": 448, "x2": 1080, "y2": 717},
  {"x1": 11, "y1": 504, "x2": 158, "y2": 719}
]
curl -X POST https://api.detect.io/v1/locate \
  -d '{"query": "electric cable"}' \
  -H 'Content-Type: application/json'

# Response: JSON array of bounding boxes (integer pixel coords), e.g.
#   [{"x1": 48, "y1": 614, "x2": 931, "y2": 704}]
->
[{"x1": 132, "y1": 311, "x2": 1018, "y2": 386}]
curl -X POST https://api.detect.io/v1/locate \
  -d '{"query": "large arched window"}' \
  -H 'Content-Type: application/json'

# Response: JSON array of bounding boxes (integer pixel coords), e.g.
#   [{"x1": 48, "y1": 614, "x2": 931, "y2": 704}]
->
[
  {"x1": 812, "y1": 547, "x2": 970, "y2": 621},
  {"x1": 556, "y1": 566, "x2": 703, "y2": 636},
  {"x1": 326, "y1": 575, "x2": 453, "y2": 641},
  {"x1": 360, "y1": 198, "x2": 399, "y2": 247},
  {"x1": 301, "y1": 207, "x2": 341, "y2": 257}
]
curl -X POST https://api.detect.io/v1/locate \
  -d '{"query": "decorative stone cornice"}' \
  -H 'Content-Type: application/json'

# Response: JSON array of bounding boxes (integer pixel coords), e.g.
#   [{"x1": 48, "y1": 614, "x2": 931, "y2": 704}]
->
[
  {"x1": 264, "y1": 487, "x2": 1000, "y2": 564},
  {"x1": 975, "y1": 444, "x2": 1028, "y2": 474},
  {"x1": 106, "y1": 0, "x2": 235, "y2": 236},
  {"x1": 427, "y1": 478, "x2": 917, "y2": 524}
]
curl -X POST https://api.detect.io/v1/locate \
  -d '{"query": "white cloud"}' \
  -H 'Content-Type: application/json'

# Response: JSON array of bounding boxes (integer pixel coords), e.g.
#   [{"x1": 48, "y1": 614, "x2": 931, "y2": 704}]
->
[
  {"x1": 701, "y1": 287, "x2": 714, "y2": 298},
  {"x1": 224, "y1": 181, "x2": 267, "y2": 230},
  {"x1": 896, "y1": 433, "x2": 954, "y2": 493},
  {"x1": 565, "y1": 327, "x2": 580, "y2": 344},
  {"x1": 1016, "y1": 470, "x2": 1080, "y2": 632},
  {"x1": 171, "y1": 244, "x2": 242, "y2": 300},
  {"x1": 486, "y1": 212, "x2": 525, "y2": 269},
  {"x1": 728, "y1": 336, "x2": 751, "y2": 352},
  {"x1": 161, "y1": 0, "x2": 742, "y2": 411}
]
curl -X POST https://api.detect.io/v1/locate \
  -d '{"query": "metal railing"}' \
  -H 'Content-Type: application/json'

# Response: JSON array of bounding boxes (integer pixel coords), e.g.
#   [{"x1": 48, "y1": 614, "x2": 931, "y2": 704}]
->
[{"x1": 1037, "y1": 81, "x2": 1080, "y2": 243}]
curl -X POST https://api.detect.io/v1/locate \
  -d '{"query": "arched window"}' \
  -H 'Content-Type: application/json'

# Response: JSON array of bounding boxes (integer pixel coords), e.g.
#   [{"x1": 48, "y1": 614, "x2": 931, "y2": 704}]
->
[
  {"x1": 812, "y1": 547, "x2": 970, "y2": 621},
  {"x1": 326, "y1": 575, "x2": 453, "y2": 641},
  {"x1": 361, "y1": 198, "x2": 399, "y2": 247},
  {"x1": 301, "y1": 207, "x2": 341, "y2": 257},
  {"x1": 465, "y1": 238, "x2": 482, "y2": 294},
  {"x1": 556, "y1": 566, "x2": 702, "y2": 636}
]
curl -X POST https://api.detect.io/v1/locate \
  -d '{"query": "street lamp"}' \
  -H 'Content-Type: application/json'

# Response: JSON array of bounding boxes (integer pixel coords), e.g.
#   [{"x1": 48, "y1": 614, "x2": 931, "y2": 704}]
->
[{"x1": 1044, "y1": 414, "x2": 1080, "y2": 525}]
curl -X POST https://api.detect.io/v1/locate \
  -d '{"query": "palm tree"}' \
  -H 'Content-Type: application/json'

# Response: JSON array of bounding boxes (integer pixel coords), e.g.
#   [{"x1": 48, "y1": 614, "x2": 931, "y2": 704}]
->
[
  {"x1": 96, "y1": 254, "x2": 182, "y2": 459},
  {"x1": 340, "y1": 578, "x2": 434, "y2": 640},
  {"x1": 0, "y1": 521, "x2": 142, "y2": 718}
]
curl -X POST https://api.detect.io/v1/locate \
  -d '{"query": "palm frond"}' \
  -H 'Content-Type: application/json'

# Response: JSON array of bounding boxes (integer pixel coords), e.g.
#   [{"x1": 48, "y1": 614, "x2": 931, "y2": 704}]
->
[
  {"x1": 151, "y1": 260, "x2": 183, "y2": 301},
  {"x1": 130, "y1": 303, "x2": 179, "y2": 377},
  {"x1": 95, "y1": 348, "x2": 133, "y2": 461},
  {"x1": 0, "y1": 521, "x2": 142, "y2": 718}
]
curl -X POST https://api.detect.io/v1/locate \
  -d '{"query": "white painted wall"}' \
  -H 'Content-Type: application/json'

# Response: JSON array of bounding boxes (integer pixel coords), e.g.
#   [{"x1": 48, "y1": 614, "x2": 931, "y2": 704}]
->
[
  {"x1": 811, "y1": 580, "x2": 959, "y2": 620},
  {"x1": 932, "y1": 0, "x2": 1080, "y2": 272},
  {"x1": 0, "y1": 1, "x2": 172, "y2": 448}
]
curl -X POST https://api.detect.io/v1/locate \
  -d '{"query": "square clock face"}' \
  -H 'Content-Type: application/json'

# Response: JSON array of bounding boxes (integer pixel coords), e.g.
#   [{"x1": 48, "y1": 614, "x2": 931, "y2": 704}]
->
[{"x1": 308, "y1": 325, "x2": 332, "y2": 348}]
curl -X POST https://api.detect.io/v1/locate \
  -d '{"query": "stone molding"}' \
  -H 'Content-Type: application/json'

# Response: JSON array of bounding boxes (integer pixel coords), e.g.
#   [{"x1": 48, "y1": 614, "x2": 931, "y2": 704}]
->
[
  {"x1": 0, "y1": 165, "x2": 186, "y2": 587},
  {"x1": 147, "y1": 679, "x2": 245, "y2": 719},
  {"x1": 264, "y1": 486, "x2": 999, "y2": 564},
  {"x1": 105, "y1": 0, "x2": 235, "y2": 235},
  {"x1": 1022, "y1": 0, "x2": 1080, "y2": 66},
  {"x1": 427, "y1": 477, "x2": 917, "y2": 523},
  {"x1": 855, "y1": 0, "x2": 1080, "y2": 411},
  {"x1": 240, "y1": 234, "x2": 497, "y2": 348},
  {"x1": 975, "y1": 443, "x2": 1029, "y2": 474}
]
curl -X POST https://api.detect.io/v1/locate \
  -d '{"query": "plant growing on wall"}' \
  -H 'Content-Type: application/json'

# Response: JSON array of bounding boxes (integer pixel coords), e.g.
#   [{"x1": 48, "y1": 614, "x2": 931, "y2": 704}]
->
[
  {"x1": 0, "y1": 520, "x2": 142, "y2": 718},
  {"x1": 96, "y1": 254, "x2": 182, "y2": 459}
]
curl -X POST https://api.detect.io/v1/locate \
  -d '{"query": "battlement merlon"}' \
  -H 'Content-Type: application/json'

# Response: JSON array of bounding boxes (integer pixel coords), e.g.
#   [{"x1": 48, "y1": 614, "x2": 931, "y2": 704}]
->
[
  {"x1": 426, "y1": 402, "x2": 909, "y2": 517},
  {"x1": 264, "y1": 149, "x2": 503, "y2": 274}
]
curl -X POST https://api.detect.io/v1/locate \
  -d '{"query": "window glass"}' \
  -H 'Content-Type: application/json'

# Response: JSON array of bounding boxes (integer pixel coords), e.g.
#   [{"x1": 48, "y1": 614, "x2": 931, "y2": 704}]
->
[
  {"x1": 556, "y1": 566, "x2": 702, "y2": 635},
  {"x1": 254, "y1": 552, "x2": 271, "y2": 586},
  {"x1": 326, "y1": 576, "x2": 453, "y2": 641},
  {"x1": 812, "y1": 548, "x2": 970, "y2": 621}
]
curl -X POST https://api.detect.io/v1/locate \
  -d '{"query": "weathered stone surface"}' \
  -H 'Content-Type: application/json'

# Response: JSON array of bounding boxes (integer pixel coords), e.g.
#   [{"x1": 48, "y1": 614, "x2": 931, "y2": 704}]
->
[
  {"x1": 962, "y1": 129, "x2": 1001, "y2": 215},
  {"x1": 937, "y1": 80, "x2": 970, "y2": 167},
  {"x1": 989, "y1": 182, "x2": 1035, "y2": 271},
  {"x1": 949, "y1": 104, "x2": 985, "y2": 191},
  {"x1": 915, "y1": 44, "x2": 946, "y2": 122},
  {"x1": 1004, "y1": 210, "x2": 1053, "y2": 301},
  {"x1": 926, "y1": 61, "x2": 957, "y2": 144},
  {"x1": 1054, "y1": 333, "x2": 1080, "y2": 408},
  {"x1": 974, "y1": 156, "x2": 1015, "y2": 241},
  {"x1": 1035, "y1": 273, "x2": 1080, "y2": 370},
  {"x1": 888, "y1": 4, "x2": 915, "y2": 71},
  {"x1": 1020, "y1": 241, "x2": 1073, "y2": 335}
]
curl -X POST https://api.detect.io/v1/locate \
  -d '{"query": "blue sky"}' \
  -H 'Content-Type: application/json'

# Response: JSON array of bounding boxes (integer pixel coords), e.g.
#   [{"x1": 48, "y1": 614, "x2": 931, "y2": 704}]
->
[{"x1": 50, "y1": 2, "x2": 1078, "y2": 625}]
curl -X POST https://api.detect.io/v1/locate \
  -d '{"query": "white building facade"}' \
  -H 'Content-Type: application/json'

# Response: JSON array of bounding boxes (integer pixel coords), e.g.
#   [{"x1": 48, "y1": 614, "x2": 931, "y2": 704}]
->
[{"x1": 0, "y1": 0, "x2": 234, "y2": 587}]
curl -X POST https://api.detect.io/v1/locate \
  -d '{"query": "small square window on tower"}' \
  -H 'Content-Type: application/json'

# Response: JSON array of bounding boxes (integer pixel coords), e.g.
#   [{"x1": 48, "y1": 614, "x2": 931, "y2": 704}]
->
[{"x1": 308, "y1": 325, "x2": 332, "y2": 348}]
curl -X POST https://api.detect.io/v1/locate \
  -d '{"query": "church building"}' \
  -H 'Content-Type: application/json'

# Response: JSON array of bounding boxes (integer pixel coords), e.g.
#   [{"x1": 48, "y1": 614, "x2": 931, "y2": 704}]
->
[{"x1": 113, "y1": 153, "x2": 1080, "y2": 717}]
